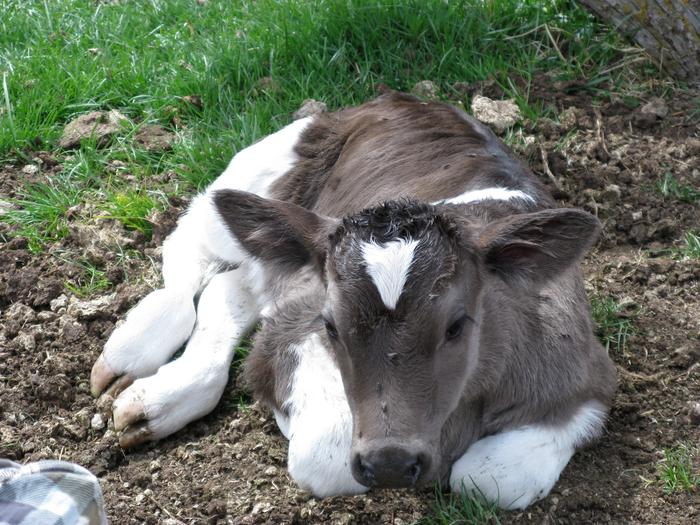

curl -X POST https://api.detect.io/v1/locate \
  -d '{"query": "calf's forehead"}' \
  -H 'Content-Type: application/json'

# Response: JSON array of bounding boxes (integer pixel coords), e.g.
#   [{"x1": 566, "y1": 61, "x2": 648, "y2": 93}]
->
[{"x1": 327, "y1": 231, "x2": 467, "y2": 322}]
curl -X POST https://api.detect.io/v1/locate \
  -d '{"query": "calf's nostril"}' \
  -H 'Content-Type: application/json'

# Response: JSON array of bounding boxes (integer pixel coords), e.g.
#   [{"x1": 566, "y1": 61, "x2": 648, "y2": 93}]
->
[
  {"x1": 407, "y1": 459, "x2": 421, "y2": 484},
  {"x1": 352, "y1": 454, "x2": 377, "y2": 487}
]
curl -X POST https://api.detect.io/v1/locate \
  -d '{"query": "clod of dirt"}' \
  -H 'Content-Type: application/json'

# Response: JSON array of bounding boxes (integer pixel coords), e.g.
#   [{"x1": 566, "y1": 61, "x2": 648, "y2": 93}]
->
[
  {"x1": 559, "y1": 107, "x2": 578, "y2": 131},
  {"x1": 412, "y1": 80, "x2": 439, "y2": 100},
  {"x1": 60, "y1": 318, "x2": 87, "y2": 343},
  {"x1": 21, "y1": 164, "x2": 40, "y2": 175},
  {"x1": 67, "y1": 294, "x2": 116, "y2": 320},
  {"x1": 471, "y1": 95, "x2": 521, "y2": 133},
  {"x1": 182, "y1": 94, "x2": 203, "y2": 109},
  {"x1": 254, "y1": 76, "x2": 281, "y2": 96},
  {"x1": 134, "y1": 125, "x2": 175, "y2": 152},
  {"x1": 688, "y1": 402, "x2": 700, "y2": 425},
  {"x1": 58, "y1": 110, "x2": 129, "y2": 149},
  {"x1": 293, "y1": 99, "x2": 327, "y2": 120},
  {"x1": 632, "y1": 97, "x2": 668, "y2": 128}
]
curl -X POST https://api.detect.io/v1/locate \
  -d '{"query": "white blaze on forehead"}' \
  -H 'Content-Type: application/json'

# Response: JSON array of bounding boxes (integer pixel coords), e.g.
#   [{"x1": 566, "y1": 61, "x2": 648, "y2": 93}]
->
[
  {"x1": 436, "y1": 187, "x2": 534, "y2": 205},
  {"x1": 361, "y1": 238, "x2": 420, "y2": 310}
]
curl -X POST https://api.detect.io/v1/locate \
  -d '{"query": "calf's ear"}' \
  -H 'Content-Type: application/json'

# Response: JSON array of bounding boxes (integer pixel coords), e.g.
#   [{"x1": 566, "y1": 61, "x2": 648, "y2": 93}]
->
[
  {"x1": 476, "y1": 208, "x2": 600, "y2": 285},
  {"x1": 214, "y1": 190, "x2": 338, "y2": 273}
]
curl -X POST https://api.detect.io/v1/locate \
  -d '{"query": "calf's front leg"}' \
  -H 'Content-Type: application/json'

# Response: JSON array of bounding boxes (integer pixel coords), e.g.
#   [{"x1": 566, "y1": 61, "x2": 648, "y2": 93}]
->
[
  {"x1": 449, "y1": 401, "x2": 607, "y2": 510},
  {"x1": 111, "y1": 267, "x2": 261, "y2": 447}
]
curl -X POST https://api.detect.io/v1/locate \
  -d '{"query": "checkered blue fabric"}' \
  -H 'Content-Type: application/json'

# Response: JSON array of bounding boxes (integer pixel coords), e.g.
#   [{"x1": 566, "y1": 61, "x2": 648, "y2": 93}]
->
[{"x1": 0, "y1": 459, "x2": 107, "y2": 525}]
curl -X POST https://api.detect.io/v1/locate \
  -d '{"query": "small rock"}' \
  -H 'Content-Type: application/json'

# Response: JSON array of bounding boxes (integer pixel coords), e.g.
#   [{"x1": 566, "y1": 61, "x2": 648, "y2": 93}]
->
[
  {"x1": 60, "y1": 319, "x2": 86, "y2": 343},
  {"x1": 633, "y1": 97, "x2": 668, "y2": 128},
  {"x1": 21, "y1": 164, "x2": 40, "y2": 175},
  {"x1": 50, "y1": 294, "x2": 69, "y2": 312},
  {"x1": 5, "y1": 303, "x2": 37, "y2": 324},
  {"x1": 91, "y1": 413, "x2": 105, "y2": 431},
  {"x1": 602, "y1": 184, "x2": 622, "y2": 203},
  {"x1": 631, "y1": 211, "x2": 643, "y2": 222},
  {"x1": 182, "y1": 94, "x2": 203, "y2": 109},
  {"x1": 470, "y1": 95, "x2": 521, "y2": 133},
  {"x1": 58, "y1": 109, "x2": 129, "y2": 149},
  {"x1": 37, "y1": 311, "x2": 56, "y2": 322},
  {"x1": 559, "y1": 108, "x2": 577, "y2": 131},
  {"x1": 15, "y1": 332, "x2": 36, "y2": 351},
  {"x1": 687, "y1": 401, "x2": 700, "y2": 425},
  {"x1": 134, "y1": 125, "x2": 174, "y2": 152},
  {"x1": 67, "y1": 294, "x2": 115, "y2": 320},
  {"x1": 251, "y1": 501, "x2": 273, "y2": 514},
  {"x1": 293, "y1": 99, "x2": 327, "y2": 120},
  {"x1": 263, "y1": 466, "x2": 278, "y2": 476},
  {"x1": 639, "y1": 97, "x2": 668, "y2": 119},
  {"x1": 411, "y1": 80, "x2": 439, "y2": 100}
]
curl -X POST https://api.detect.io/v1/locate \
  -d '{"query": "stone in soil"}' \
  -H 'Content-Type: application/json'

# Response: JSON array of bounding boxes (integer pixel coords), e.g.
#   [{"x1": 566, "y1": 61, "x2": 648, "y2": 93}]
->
[
  {"x1": 470, "y1": 95, "x2": 521, "y2": 133},
  {"x1": 58, "y1": 110, "x2": 129, "y2": 149}
]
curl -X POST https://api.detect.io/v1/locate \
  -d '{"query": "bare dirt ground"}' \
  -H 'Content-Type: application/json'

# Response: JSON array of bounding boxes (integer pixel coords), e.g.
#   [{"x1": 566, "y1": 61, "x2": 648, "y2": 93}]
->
[{"x1": 1, "y1": 82, "x2": 699, "y2": 524}]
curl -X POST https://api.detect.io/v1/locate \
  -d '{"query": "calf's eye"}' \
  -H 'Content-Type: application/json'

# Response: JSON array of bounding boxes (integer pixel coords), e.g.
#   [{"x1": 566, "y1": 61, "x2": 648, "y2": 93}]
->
[
  {"x1": 445, "y1": 314, "x2": 467, "y2": 341},
  {"x1": 324, "y1": 318, "x2": 339, "y2": 340}
]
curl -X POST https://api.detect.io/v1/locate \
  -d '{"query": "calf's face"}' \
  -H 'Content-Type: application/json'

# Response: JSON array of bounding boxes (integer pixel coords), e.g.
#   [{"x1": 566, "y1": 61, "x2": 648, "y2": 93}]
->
[{"x1": 214, "y1": 191, "x2": 600, "y2": 490}]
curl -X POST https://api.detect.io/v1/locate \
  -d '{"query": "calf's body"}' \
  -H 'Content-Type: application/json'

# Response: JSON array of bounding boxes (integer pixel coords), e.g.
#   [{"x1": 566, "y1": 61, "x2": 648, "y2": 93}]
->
[{"x1": 92, "y1": 93, "x2": 616, "y2": 509}]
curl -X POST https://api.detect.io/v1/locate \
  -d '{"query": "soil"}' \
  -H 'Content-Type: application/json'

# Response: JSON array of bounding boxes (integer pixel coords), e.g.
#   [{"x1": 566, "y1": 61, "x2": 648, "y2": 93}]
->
[{"x1": 1, "y1": 80, "x2": 699, "y2": 525}]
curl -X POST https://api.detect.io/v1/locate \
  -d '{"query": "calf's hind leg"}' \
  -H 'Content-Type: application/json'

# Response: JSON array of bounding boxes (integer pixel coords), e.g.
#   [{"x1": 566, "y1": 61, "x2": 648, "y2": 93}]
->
[{"x1": 449, "y1": 402, "x2": 607, "y2": 510}]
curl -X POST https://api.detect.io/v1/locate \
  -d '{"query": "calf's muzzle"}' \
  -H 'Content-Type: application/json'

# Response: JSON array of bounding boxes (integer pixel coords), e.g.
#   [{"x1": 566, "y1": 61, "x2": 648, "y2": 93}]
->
[{"x1": 351, "y1": 445, "x2": 430, "y2": 488}]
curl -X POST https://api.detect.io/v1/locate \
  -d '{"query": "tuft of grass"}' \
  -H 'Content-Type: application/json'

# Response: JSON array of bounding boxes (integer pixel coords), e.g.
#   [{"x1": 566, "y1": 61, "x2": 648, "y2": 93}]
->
[
  {"x1": 101, "y1": 190, "x2": 164, "y2": 237},
  {"x1": 417, "y1": 485, "x2": 500, "y2": 525},
  {"x1": 590, "y1": 294, "x2": 635, "y2": 354},
  {"x1": 64, "y1": 259, "x2": 112, "y2": 298},
  {"x1": 657, "y1": 445, "x2": 700, "y2": 494},
  {"x1": 657, "y1": 172, "x2": 700, "y2": 204},
  {"x1": 2, "y1": 178, "x2": 83, "y2": 252},
  {"x1": 680, "y1": 231, "x2": 700, "y2": 259}
]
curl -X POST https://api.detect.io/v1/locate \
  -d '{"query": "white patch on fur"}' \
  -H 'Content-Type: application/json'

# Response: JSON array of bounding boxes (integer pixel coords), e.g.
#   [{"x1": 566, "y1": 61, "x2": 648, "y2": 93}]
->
[
  {"x1": 361, "y1": 238, "x2": 419, "y2": 310},
  {"x1": 112, "y1": 267, "x2": 263, "y2": 440},
  {"x1": 436, "y1": 187, "x2": 534, "y2": 206},
  {"x1": 450, "y1": 401, "x2": 607, "y2": 510},
  {"x1": 282, "y1": 333, "x2": 368, "y2": 497}
]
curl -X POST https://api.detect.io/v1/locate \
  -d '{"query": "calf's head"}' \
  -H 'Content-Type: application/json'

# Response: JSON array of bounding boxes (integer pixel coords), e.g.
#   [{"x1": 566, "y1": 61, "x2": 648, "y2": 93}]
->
[{"x1": 215, "y1": 190, "x2": 600, "y2": 489}]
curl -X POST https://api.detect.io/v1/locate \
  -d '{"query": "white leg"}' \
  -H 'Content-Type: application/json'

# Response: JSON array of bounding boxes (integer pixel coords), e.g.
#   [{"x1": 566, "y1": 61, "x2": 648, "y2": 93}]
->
[
  {"x1": 278, "y1": 333, "x2": 368, "y2": 498},
  {"x1": 111, "y1": 268, "x2": 261, "y2": 447},
  {"x1": 90, "y1": 117, "x2": 313, "y2": 396},
  {"x1": 449, "y1": 402, "x2": 607, "y2": 510}
]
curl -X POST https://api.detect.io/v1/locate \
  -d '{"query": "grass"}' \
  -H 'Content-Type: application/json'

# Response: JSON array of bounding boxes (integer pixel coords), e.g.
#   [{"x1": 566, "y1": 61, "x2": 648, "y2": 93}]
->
[
  {"x1": 590, "y1": 294, "x2": 635, "y2": 354},
  {"x1": 657, "y1": 445, "x2": 700, "y2": 494},
  {"x1": 416, "y1": 485, "x2": 500, "y2": 525},
  {"x1": 64, "y1": 259, "x2": 112, "y2": 297},
  {"x1": 0, "y1": 0, "x2": 658, "y2": 251},
  {"x1": 680, "y1": 231, "x2": 700, "y2": 259},
  {"x1": 658, "y1": 172, "x2": 700, "y2": 204}
]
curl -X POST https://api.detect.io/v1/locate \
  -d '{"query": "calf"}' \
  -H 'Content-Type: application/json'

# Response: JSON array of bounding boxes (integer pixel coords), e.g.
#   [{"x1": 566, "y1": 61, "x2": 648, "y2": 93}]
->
[{"x1": 91, "y1": 92, "x2": 616, "y2": 509}]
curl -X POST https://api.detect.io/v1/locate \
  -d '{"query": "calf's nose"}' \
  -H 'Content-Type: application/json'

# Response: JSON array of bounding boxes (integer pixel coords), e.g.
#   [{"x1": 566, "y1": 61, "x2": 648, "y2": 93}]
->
[{"x1": 352, "y1": 446, "x2": 429, "y2": 488}]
